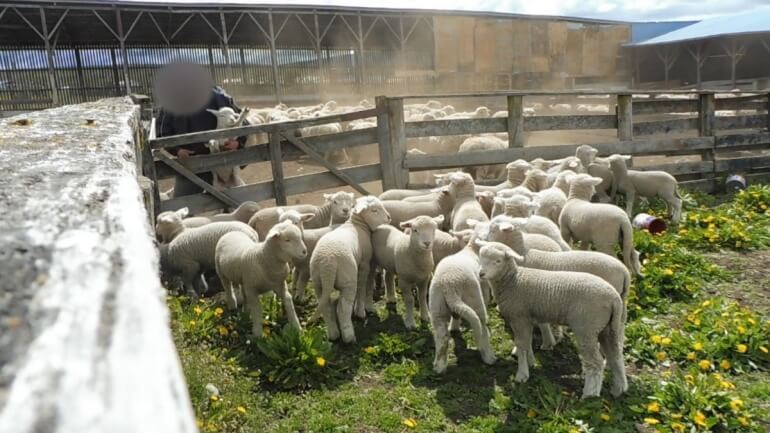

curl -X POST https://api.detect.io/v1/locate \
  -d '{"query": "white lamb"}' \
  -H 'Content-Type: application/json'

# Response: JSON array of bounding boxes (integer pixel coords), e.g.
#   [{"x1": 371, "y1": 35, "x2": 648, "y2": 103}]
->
[
  {"x1": 248, "y1": 191, "x2": 354, "y2": 239},
  {"x1": 432, "y1": 229, "x2": 473, "y2": 267},
  {"x1": 378, "y1": 188, "x2": 433, "y2": 201},
  {"x1": 429, "y1": 235, "x2": 496, "y2": 373},
  {"x1": 470, "y1": 217, "x2": 562, "y2": 254},
  {"x1": 214, "y1": 220, "x2": 307, "y2": 336},
  {"x1": 497, "y1": 196, "x2": 571, "y2": 251},
  {"x1": 458, "y1": 136, "x2": 507, "y2": 181},
  {"x1": 156, "y1": 207, "x2": 258, "y2": 297},
  {"x1": 179, "y1": 201, "x2": 261, "y2": 230},
  {"x1": 478, "y1": 241, "x2": 627, "y2": 398},
  {"x1": 309, "y1": 196, "x2": 391, "y2": 343},
  {"x1": 290, "y1": 224, "x2": 339, "y2": 303},
  {"x1": 205, "y1": 106, "x2": 250, "y2": 190},
  {"x1": 575, "y1": 145, "x2": 613, "y2": 202},
  {"x1": 559, "y1": 174, "x2": 642, "y2": 275},
  {"x1": 475, "y1": 159, "x2": 532, "y2": 193},
  {"x1": 381, "y1": 187, "x2": 454, "y2": 228},
  {"x1": 608, "y1": 154, "x2": 682, "y2": 222},
  {"x1": 301, "y1": 120, "x2": 348, "y2": 164},
  {"x1": 372, "y1": 215, "x2": 444, "y2": 328},
  {"x1": 443, "y1": 172, "x2": 489, "y2": 231}
]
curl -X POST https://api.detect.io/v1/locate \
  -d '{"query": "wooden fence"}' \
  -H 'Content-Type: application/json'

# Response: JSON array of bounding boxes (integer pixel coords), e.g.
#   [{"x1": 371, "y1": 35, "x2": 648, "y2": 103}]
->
[{"x1": 145, "y1": 90, "x2": 770, "y2": 218}]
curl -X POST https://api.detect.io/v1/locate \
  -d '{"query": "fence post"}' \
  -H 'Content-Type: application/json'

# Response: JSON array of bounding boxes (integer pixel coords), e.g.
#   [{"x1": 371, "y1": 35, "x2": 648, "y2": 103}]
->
[
  {"x1": 506, "y1": 94, "x2": 524, "y2": 148},
  {"x1": 268, "y1": 130, "x2": 288, "y2": 205},
  {"x1": 376, "y1": 96, "x2": 408, "y2": 190},
  {"x1": 766, "y1": 92, "x2": 770, "y2": 130},
  {"x1": 617, "y1": 94, "x2": 633, "y2": 141},
  {"x1": 698, "y1": 92, "x2": 717, "y2": 192}
]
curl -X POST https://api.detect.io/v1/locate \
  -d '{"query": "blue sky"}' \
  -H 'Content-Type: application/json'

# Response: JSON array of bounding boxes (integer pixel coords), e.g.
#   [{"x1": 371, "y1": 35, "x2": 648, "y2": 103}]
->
[{"x1": 127, "y1": 0, "x2": 770, "y2": 21}]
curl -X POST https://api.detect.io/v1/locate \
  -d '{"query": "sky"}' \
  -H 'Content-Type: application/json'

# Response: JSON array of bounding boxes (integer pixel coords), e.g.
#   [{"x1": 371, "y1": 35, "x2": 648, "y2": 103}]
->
[{"x1": 125, "y1": 0, "x2": 770, "y2": 22}]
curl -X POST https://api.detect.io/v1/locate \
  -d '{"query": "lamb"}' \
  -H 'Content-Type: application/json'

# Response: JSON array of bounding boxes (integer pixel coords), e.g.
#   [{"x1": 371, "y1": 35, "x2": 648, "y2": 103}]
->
[
  {"x1": 214, "y1": 221, "x2": 307, "y2": 336},
  {"x1": 432, "y1": 229, "x2": 473, "y2": 267},
  {"x1": 608, "y1": 154, "x2": 682, "y2": 222},
  {"x1": 248, "y1": 191, "x2": 354, "y2": 239},
  {"x1": 380, "y1": 186, "x2": 454, "y2": 228},
  {"x1": 534, "y1": 183, "x2": 569, "y2": 225},
  {"x1": 372, "y1": 215, "x2": 444, "y2": 328},
  {"x1": 497, "y1": 196, "x2": 571, "y2": 251},
  {"x1": 470, "y1": 217, "x2": 562, "y2": 253},
  {"x1": 378, "y1": 188, "x2": 433, "y2": 201},
  {"x1": 177, "y1": 201, "x2": 262, "y2": 231},
  {"x1": 205, "y1": 106, "x2": 250, "y2": 190},
  {"x1": 559, "y1": 174, "x2": 642, "y2": 275},
  {"x1": 309, "y1": 196, "x2": 391, "y2": 343},
  {"x1": 475, "y1": 159, "x2": 532, "y2": 193},
  {"x1": 458, "y1": 136, "x2": 507, "y2": 180},
  {"x1": 290, "y1": 224, "x2": 338, "y2": 303},
  {"x1": 156, "y1": 207, "x2": 259, "y2": 297},
  {"x1": 520, "y1": 168, "x2": 548, "y2": 192},
  {"x1": 476, "y1": 191, "x2": 496, "y2": 218},
  {"x1": 478, "y1": 241, "x2": 627, "y2": 398},
  {"x1": 444, "y1": 172, "x2": 489, "y2": 231},
  {"x1": 301, "y1": 121, "x2": 348, "y2": 164},
  {"x1": 429, "y1": 235, "x2": 496, "y2": 373},
  {"x1": 575, "y1": 145, "x2": 613, "y2": 202},
  {"x1": 545, "y1": 156, "x2": 584, "y2": 187}
]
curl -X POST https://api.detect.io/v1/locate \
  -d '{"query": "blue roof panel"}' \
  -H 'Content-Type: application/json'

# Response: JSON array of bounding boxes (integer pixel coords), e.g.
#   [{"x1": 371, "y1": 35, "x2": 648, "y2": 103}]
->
[{"x1": 630, "y1": 21, "x2": 698, "y2": 43}]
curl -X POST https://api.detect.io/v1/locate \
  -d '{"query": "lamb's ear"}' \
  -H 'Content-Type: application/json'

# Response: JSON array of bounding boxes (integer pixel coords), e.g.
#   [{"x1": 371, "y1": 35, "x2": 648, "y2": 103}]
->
[
  {"x1": 206, "y1": 108, "x2": 219, "y2": 116},
  {"x1": 346, "y1": 192, "x2": 355, "y2": 200},
  {"x1": 621, "y1": 154, "x2": 632, "y2": 161},
  {"x1": 505, "y1": 248, "x2": 524, "y2": 263},
  {"x1": 299, "y1": 213, "x2": 315, "y2": 223},
  {"x1": 587, "y1": 176, "x2": 604, "y2": 186},
  {"x1": 498, "y1": 222, "x2": 513, "y2": 232},
  {"x1": 266, "y1": 229, "x2": 282, "y2": 241},
  {"x1": 568, "y1": 160, "x2": 579, "y2": 169},
  {"x1": 399, "y1": 218, "x2": 415, "y2": 230},
  {"x1": 175, "y1": 207, "x2": 189, "y2": 219},
  {"x1": 493, "y1": 197, "x2": 504, "y2": 205},
  {"x1": 474, "y1": 238, "x2": 489, "y2": 248},
  {"x1": 275, "y1": 207, "x2": 285, "y2": 216},
  {"x1": 466, "y1": 218, "x2": 480, "y2": 228},
  {"x1": 432, "y1": 215, "x2": 445, "y2": 226}
]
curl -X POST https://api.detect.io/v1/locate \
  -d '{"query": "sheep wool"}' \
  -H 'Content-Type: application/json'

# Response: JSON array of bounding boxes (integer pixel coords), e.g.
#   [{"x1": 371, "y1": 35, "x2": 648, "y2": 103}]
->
[{"x1": 248, "y1": 191, "x2": 354, "y2": 239}]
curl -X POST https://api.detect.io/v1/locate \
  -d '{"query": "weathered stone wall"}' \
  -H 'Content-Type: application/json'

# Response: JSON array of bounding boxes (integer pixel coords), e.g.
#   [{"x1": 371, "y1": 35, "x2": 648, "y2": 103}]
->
[{"x1": 0, "y1": 98, "x2": 195, "y2": 433}]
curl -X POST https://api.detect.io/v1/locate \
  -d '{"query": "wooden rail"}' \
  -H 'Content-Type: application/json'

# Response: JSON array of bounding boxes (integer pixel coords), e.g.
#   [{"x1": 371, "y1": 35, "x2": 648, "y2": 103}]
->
[{"x1": 145, "y1": 90, "x2": 770, "y2": 215}]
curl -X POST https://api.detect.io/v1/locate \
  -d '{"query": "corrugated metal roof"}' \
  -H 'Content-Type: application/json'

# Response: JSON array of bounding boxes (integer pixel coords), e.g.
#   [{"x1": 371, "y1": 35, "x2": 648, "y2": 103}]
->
[
  {"x1": 630, "y1": 21, "x2": 698, "y2": 43},
  {"x1": 627, "y1": 7, "x2": 770, "y2": 46}
]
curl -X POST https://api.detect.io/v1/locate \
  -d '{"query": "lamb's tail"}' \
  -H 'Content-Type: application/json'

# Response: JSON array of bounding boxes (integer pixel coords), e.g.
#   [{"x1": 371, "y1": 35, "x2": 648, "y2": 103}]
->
[
  {"x1": 620, "y1": 220, "x2": 642, "y2": 276},
  {"x1": 620, "y1": 267, "x2": 631, "y2": 324},
  {"x1": 608, "y1": 296, "x2": 626, "y2": 347},
  {"x1": 308, "y1": 259, "x2": 340, "y2": 323}
]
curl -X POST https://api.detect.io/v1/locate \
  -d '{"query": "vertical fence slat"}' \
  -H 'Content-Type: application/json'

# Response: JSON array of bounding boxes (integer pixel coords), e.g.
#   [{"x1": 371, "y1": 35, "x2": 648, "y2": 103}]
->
[
  {"x1": 506, "y1": 94, "x2": 524, "y2": 148},
  {"x1": 268, "y1": 130, "x2": 287, "y2": 205},
  {"x1": 617, "y1": 94, "x2": 633, "y2": 141}
]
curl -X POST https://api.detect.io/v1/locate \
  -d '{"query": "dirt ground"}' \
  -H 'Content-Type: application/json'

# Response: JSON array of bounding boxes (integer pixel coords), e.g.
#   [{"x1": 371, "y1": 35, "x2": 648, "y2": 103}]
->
[{"x1": 706, "y1": 249, "x2": 770, "y2": 316}]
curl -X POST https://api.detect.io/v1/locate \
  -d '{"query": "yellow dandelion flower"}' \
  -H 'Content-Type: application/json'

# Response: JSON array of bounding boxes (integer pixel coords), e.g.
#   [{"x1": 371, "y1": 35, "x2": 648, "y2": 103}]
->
[
  {"x1": 656, "y1": 351, "x2": 667, "y2": 361},
  {"x1": 693, "y1": 318, "x2": 701, "y2": 326},
  {"x1": 527, "y1": 409, "x2": 537, "y2": 419},
  {"x1": 661, "y1": 337, "x2": 672, "y2": 346},
  {"x1": 685, "y1": 374, "x2": 695, "y2": 384},
  {"x1": 693, "y1": 341, "x2": 704, "y2": 351},
  {"x1": 720, "y1": 380, "x2": 736, "y2": 390},
  {"x1": 720, "y1": 359, "x2": 732, "y2": 370},
  {"x1": 663, "y1": 268, "x2": 674, "y2": 276},
  {"x1": 403, "y1": 418, "x2": 417, "y2": 428},
  {"x1": 759, "y1": 346, "x2": 768, "y2": 353},
  {"x1": 194, "y1": 306, "x2": 203, "y2": 315},
  {"x1": 210, "y1": 395, "x2": 219, "y2": 402},
  {"x1": 650, "y1": 335, "x2": 663, "y2": 344},
  {"x1": 647, "y1": 401, "x2": 661, "y2": 413},
  {"x1": 196, "y1": 419, "x2": 203, "y2": 428},
  {"x1": 701, "y1": 300, "x2": 711, "y2": 307},
  {"x1": 600, "y1": 413, "x2": 610, "y2": 422},
  {"x1": 737, "y1": 344, "x2": 748, "y2": 353},
  {"x1": 698, "y1": 359, "x2": 712, "y2": 370},
  {"x1": 569, "y1": 430, "x2": 579, "y2": 433},
  {"x1": 693, "y1": 411, "x2": 707, "y2": 427},
  {"x1": 687, "y1": 352, "x2": 697, "y2": 360},
  {"x1": 189, "y1": 320, "x2": 197, "y2": 327},
  {"x1": 672, "y1": 413, "x2": 683, "y2": 420},
  {"x1": 214, "y1": 307, "x2": 224, "y2": 317},
  {"x1": 316, "y1": 357, "x2": 326, "y2": 367},
  {"x1": 747, "y1": 317, "x2": 756, "y2": 325},
  {"x1": 644, "y1": 417, "x2": 660, "y2": 425},
  {"x1": 738, "y1": 325, "x2": 746, "y2": 334},
  {"x1": 363, "y1": 346, "x2": 376, "y2": 354},
  {"x1": 738, "y1": 416, "x2": 750, "y2": 427},
  {"x1": 671, "y1": 422, "x2": 685, "y2": 433},
  {"x1": 236, "y1": 406, "x2": 247, "y2": 414},
  {"x1": 730, "y1": 399, "x2": 743, "y2": 412},
  {"x1": 217, "y1": 325, "x2": 229, "y2": 336}
]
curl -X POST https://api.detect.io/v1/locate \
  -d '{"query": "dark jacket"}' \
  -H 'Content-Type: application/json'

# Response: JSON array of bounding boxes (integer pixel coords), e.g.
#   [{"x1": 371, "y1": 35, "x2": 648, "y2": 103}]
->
[{"x1": 157, "y1": 86, "x2": 247, "y2": 156}]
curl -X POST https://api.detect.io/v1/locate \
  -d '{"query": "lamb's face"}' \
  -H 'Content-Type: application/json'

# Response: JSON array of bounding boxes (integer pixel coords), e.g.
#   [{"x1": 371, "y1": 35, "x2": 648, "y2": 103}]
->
[
  {"x1": 354, "y1": 197, "x2": 391, "y2": 230},
  {"x1": 401, "y1": 215, "x2": 443, "y2": 250},
  {"x1": 475, "y1": 106, "x2": 491, "y2": 118},
  {"x1": 576, "y1": 145, "x2": 598, "y2": 163},
  {"x1": 155, "y1": 207, "x2": 188, "y2": 242},
  {"x1": 268, "y1": 222, "x2": 307, "y2": 260},
  {"x1": 277, "y1": 209, "x2": 315, "y2": 230},
  {"x1": 504, "y1": 195, "x2": 533, "y2": 218},
  {"x1": 325, "y1": 191, "x2": 355, "y2": 221},
  {"x1": 478, "y1": 244, "x2": 513, "y2": 280},
  {"x1": 447, "y1": 172, "x2": 475, "y2": 195}
]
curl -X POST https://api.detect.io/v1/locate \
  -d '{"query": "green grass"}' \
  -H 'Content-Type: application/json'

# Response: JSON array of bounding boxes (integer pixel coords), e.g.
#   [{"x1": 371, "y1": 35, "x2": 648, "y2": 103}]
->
[{"x1": 169, "y1": 185, "x2": 770, "y2": 433}]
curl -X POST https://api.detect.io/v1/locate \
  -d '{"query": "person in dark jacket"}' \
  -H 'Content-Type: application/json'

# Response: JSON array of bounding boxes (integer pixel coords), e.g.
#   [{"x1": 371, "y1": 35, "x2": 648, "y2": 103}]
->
[{"x1": 157, "y1": 86, "x2": 247, "y2": 197}]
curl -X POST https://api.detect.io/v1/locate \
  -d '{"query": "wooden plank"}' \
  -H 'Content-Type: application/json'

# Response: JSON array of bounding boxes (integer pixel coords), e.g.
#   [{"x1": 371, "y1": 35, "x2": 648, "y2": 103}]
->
[
  {"x1": 507, "y1": 95, "x2": 523, "y2": 147},
  {"x1": 633, "y1": 118, "x2": 698, "y2": 136},
  {"x1": 404, "y1": 137, "x2": 715, "y2": 170},
  {"x1": 715, "y1": 156, "x2": 770, "y2": 173},
  {"x1": 698, "y1": 93, "x2": 715, "y2": 137},
  {"x1": 617, "y1": 94, "x2": 633, "y2": 140},
  {"x1": 154, "y1": 127, "x2": 379, "y2": 179},
  {"x1": 155, "y1": 149, "x2": 238, "y2": 208},
  {"x1": 387, "y1": 98, "x2": 409, "y2": 189},
  {"x1": 714, "y1": 115, "x2": 767, "y2": 130},
  {"x1": 405, "y1": 117, "x2": 507, "y2": 138},
  {"x1": 280, "y1": 132, "x2": 371, "y2": 195},
  {"x1": 715, "y1": 95, "x2": 766, "y2": 110},
  {"x1": 634, "y1": 160, "x2": 714, "y2": 176},
  {"x1": 268, "y1": 132, "x2": 287, "y2": 206},
  {"x1": 392, "y1": 90, "x2": 724, "y2": 99},
  {"x1": 679, "y1": 178, "x2": 716, "y2": 193},
  {"x1": 376, "y1": 95, "x2": 396, "y2": 190},
  {"x1": 715, "y1": 132, "x2": 770, "y2": 149},
  {"x1": 632, "y1": 99, "x2": 698, "y2": 115},
  {"x1": 150, "y1": 107, "x2": 382, "y2": 149},
  {"x1": 160, "y1": 164, "x2": 381, "y2": 214},
  {"x1": 525, "y1": 115, "x2": 617, "y2": 131}
]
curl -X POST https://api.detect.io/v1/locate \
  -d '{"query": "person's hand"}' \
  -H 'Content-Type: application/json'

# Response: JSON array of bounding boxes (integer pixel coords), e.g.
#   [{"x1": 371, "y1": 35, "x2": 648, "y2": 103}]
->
[
  {"x1": 177, "y1": 149, "x2": 195, "y2": 158},
  {"x1": 223, "y1": 139, "x2": 239, "y2": 151}
]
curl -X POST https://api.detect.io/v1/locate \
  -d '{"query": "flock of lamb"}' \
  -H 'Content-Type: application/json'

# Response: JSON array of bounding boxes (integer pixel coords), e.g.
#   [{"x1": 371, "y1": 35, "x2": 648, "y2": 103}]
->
[{"x1": 156, "y1": 100, "x2": 686, "y2": 400}]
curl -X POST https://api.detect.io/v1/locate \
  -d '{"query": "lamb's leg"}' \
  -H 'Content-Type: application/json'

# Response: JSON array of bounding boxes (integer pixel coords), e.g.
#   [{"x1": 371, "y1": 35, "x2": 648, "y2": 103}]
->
[
  {"x1": 576, "y1": 331, "x2": 605, "y2": 399},
  {"x1": 220, "y1": 277, "x2": 237, "y2": 310},
  {"x1": 290, "y1": 267, "x2": 300, "y2": 297},
  {"x1": 275, "y1": 281, "x2": 301, "y2": 331},
  {"x1": 538, "y1": 323, "x2": 557, "y2": 350},
  {"x1": 384, "y1": 270, "x2": 397, "y2": 305},
  {"x1": 465, "y1": 295, "x2": 496, "y2": 365},
  {"x1": 401, "y1": 281, "x2": 417, "y2": 330},
  {"x1": 295, "y1": 267, "x2": 310, "y2": 303},
  {"x1": 417, "y1": 279, "x2": 430, "y2": 323},
  {"x1": 353, "y1": 264, "x2": 370, "y2": 318},
  {"x1": 244, "y1": 288, "x2": 264, "y2": 338},
  {"x1": 624, "y1": 190, "x2": 635, "y2": 217},
  {"x1": 449, "y1": 315, "x2": 461, "y2": 332},
  {"x1": 337, "y1": 286, "x2": 357, "y2": 344},
  {"x1": 364, "y1": 265, "x2": 377, "y2": 314},
  {"x1": 513, "y1": 322, "x2": 533, "y2": 383},
  {"x1": 320, "y1": 294, "x2": 340, "y2": 342},
  {"x1": 432, "y1": 316, "x2": 450, "y2": 374},
  {"x1": 599, "y1": 327, "x2": 628, "y2": 397}
]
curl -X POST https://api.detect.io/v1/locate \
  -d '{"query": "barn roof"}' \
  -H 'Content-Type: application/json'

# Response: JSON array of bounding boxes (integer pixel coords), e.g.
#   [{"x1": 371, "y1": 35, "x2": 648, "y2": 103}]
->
[{"x1": 626, "y1": 7, "x2": 770, "y2": 46}]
